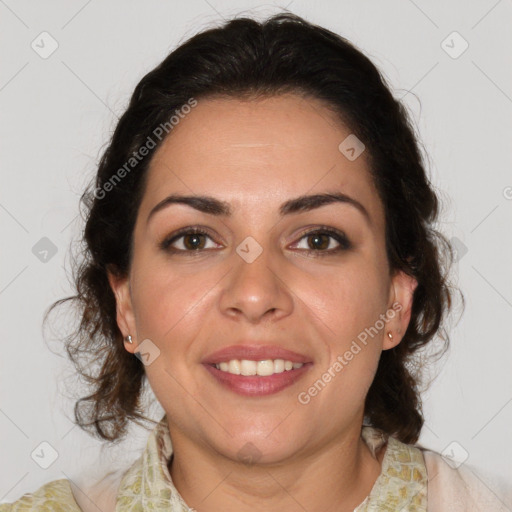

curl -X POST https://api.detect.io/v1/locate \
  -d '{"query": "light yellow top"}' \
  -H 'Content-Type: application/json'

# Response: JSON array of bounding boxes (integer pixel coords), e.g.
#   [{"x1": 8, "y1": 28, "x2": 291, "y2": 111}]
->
[{"x1": 0, "y1": 415, "x2": 428, "y2": 511}]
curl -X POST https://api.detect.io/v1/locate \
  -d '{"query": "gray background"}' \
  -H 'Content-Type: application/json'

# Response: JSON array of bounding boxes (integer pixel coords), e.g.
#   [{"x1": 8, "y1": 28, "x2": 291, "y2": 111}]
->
[{"x1": 1, "y1": 0, "x2": 511, "y2": 502}]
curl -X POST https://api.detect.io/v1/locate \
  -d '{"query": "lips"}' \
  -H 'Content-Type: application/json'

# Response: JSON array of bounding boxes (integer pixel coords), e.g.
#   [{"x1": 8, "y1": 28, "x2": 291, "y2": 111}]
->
[
  {"x1": 202, "y1": 344, "x2": 312, "y2": 365},
  {"x1": 203, "y1": 362, "x2": 312, "y2": 396}
]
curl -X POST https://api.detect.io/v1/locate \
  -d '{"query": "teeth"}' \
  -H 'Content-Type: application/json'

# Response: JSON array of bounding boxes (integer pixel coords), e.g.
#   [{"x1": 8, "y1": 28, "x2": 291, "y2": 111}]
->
[
  {"x1": 213, "y1": 359, "x2": 304, "y2": 376},
  {"x1": 228, "y1": 360, "x2": 241, "y2": 375},
  {"x1": 274, "y1": 359, "x2": 285, "y2": 373}
]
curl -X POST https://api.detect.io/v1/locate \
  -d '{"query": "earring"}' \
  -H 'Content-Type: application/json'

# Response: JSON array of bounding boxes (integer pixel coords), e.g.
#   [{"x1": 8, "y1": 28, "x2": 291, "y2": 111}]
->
[
  {"x1": 387, "y1": 332, "x2": 393, "y2": 339},
  {"x1": 125, "y1": 335, "x2": 133, "y2": 344}
]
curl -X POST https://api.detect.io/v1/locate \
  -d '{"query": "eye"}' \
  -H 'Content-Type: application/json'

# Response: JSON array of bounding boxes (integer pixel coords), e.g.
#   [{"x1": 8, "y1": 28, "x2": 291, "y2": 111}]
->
[
  {"x1": 291, "y1": 226, "x2": 352, "y2": 256},
  {"x1": 159, "y1": 225, "x2": 352, "y2": 257},
  {"x1": 159, "y1": 227, "x2": 220, "y2": 255}
]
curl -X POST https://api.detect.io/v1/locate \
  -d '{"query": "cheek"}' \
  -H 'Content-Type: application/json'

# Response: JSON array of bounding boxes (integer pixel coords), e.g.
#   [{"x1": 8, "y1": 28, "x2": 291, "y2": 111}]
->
[
  {"x1": 304, "y1": 262, "x2": 388, "y2": 340},
  {"x1": 129, "y1": 259, "x2": 212, "y2": 403},
  {"x1": 130, "y1": 256, "x2": 210, "y2": 342},
  {"x1": 300, "y1": 262, "x2": 387, "y2": 396}
]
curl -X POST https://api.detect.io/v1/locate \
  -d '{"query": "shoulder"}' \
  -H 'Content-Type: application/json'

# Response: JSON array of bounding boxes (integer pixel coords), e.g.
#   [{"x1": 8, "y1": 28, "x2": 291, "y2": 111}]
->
[
  {"x1": 0, "y1": 470, "x2": 124, "y2": 512},
  {"x1": 0, "y1": 479, "x2": 82, "y2": 511},
  {"x1": 420, "y1": 448, "x2": 512, "y2": 511}
]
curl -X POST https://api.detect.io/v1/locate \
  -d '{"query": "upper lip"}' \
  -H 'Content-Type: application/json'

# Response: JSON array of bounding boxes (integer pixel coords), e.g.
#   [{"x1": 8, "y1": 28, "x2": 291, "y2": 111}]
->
[{"x1": 202, "y1": 344, "x2": 313, "y2": 365}]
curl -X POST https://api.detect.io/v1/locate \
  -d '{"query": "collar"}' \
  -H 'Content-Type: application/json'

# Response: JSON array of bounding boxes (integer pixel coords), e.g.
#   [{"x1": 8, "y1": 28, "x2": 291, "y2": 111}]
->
[{"x1": 356, "y1": 425, "x2": 427, "y2": 511}]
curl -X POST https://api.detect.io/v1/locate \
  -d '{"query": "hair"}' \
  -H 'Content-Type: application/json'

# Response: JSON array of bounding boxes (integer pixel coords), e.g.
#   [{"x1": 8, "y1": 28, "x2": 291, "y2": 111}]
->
[{"x1": 45, "y1": 11, "x2": 462, "y2": 445}]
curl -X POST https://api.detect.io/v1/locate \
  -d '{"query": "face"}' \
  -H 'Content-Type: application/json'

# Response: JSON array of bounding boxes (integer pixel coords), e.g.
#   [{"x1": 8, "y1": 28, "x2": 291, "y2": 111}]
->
[{"x1": 109, "y1": 93, "x2": 417, "y2": 464}]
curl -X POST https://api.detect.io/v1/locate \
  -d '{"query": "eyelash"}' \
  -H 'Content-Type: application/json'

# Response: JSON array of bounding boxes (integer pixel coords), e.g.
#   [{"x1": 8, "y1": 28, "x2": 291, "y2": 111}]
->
[{"x1": 159, "y1": 225, "x2": 352, "y2": 257}]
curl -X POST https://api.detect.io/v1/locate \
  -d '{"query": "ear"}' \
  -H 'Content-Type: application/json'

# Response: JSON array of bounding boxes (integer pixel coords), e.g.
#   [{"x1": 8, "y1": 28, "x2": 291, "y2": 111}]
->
[
  {"x1": 107, "y1": 267, "x2": 138, "y2": 354},
  {"x1": 383, "y1": 270, "x2": 418, "y2": 350}
]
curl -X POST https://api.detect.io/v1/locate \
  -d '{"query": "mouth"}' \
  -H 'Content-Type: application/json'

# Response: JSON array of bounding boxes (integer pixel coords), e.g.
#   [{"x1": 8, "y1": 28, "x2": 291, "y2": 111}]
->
[
  {"x1": 202, "y1": 359, "x2": 313, "y2": 396},
  {"x1": 201, "y1": 344, "x2": 313, "y2": 396}
]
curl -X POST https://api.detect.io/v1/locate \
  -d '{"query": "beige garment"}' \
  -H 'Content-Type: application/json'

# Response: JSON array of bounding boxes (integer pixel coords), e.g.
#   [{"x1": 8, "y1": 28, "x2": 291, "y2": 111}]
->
[{"x1": 422, "y1": 450, "x2": 512, "y2": 512}]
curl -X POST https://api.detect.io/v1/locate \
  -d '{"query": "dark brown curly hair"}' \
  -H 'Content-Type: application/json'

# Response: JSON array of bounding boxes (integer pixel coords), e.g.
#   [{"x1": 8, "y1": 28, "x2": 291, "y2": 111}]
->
[{"x1": 45, "y1": 11, "x2": 462, "y2": 446}]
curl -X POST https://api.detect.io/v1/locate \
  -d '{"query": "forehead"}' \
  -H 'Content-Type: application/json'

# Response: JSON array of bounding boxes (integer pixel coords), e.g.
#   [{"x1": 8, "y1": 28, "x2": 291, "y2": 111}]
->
[{"x1": 140, "y1": 93, "x2": 384, "y2": 229}]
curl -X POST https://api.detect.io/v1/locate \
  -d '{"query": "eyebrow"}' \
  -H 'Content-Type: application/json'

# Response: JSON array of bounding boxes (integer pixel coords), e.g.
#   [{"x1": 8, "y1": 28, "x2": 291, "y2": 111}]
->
[{"x1": 146, "y1": 192, "x2": 371, "y2": 225}]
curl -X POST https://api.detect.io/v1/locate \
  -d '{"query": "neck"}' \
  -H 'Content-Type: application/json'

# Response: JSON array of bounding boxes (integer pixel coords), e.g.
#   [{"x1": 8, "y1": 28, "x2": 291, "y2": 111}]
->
[{"x1": 168, "y1": 424, "x2": 386, "y2": 512}]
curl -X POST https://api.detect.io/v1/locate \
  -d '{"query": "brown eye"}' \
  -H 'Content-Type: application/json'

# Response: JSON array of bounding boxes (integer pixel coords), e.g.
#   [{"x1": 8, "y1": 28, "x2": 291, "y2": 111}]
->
[
  {"x1": 160, "y1": 227, "x2": 219, "y2": 254},
  {"x1": 306, "y1": 233, "x2": 331, "y2": 251},
  {"x1": 292, "y1": 227, "x2": 352, "y2": 256},
  {"x1": 181, "y1": 233, "x2": 207, "y2": 250}
]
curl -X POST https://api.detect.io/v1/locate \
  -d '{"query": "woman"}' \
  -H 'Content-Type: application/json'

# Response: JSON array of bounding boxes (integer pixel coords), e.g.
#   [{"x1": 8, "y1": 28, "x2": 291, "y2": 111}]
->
[{"x1": 2, "y1": 11, "x2": 510, "y2": 512}]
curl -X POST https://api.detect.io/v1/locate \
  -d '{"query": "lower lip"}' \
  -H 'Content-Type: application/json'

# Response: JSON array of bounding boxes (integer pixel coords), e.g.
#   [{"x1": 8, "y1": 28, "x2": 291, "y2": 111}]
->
[{"x1": 202, "y1": 363, "x2": 313, "y2": 396}]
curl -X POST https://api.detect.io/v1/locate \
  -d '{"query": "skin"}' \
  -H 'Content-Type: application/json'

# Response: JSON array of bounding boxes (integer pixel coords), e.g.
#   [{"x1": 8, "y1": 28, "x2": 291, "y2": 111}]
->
[{"x1": 108, "y1": 93, "x2": 418, "y2": 512}]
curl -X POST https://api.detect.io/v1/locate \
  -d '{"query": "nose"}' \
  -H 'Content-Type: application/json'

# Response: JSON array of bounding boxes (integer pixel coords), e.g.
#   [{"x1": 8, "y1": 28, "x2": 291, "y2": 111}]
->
[{"x1": 218, "y1": 246, "x2": 294, "y2": 324}]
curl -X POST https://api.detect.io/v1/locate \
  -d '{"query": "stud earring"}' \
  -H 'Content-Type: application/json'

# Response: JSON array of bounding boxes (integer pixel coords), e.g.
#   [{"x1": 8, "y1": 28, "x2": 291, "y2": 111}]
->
[
  {"x1": 125, "y1": 335, "x2": 133, "y2": 344},
  {"x1": 387, "y1": 332, "x2": 393, "y2": 339}
]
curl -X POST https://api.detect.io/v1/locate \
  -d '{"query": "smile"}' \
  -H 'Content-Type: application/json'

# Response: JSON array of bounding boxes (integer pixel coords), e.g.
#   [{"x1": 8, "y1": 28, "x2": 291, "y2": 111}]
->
[{"x1": 203, "y1": 361, "x2": 313, "y2": 396}]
